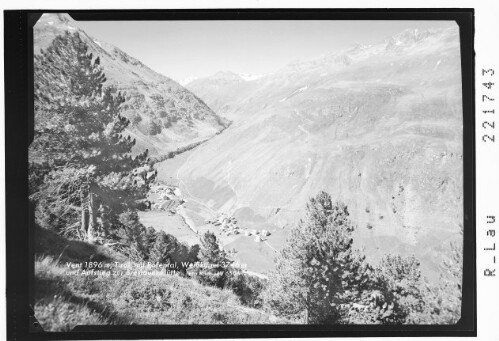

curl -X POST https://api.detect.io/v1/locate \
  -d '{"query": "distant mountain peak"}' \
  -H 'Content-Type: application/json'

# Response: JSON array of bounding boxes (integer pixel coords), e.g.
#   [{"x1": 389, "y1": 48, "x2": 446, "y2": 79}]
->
[
  {"x1": 347, "y1": 43, "x2": 371, "y2": 54},
  {"x1": 37, "y1": 13, "x2": 80, "y2": 33},
  {"x1": 178, "y1": 76, "x2": 199, "y2": 86},
  {"x1": 181, "y1": 71, "x2": 264, "y2": 87},
  {"x1": 40, "y1": 12, "x2": 73, "y2": 25},
  {"x1": 237, "y1": 73, "x2": 264, "y2": 81},
  {"x1": 384, "y1": 27, "x2": 456, "y2": 50},
  {"x1": 212, "y1": 71, "x2": 244, "y2": 81}
]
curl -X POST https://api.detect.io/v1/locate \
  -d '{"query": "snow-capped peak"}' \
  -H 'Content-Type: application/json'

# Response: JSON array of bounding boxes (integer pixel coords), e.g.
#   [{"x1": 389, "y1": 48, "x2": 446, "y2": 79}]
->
[
  {"x1": 178, "y1": 76, "x2": 199, "y2": 86},
  {"x1": 237, "y1": 73, "x2": 264, "y2": 81}
]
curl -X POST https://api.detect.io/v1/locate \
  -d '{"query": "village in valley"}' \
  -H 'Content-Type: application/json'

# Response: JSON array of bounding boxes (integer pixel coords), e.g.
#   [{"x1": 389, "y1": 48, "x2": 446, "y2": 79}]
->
[{"x1": 146, "y1": 183, "x2": 273, "y2": 252}]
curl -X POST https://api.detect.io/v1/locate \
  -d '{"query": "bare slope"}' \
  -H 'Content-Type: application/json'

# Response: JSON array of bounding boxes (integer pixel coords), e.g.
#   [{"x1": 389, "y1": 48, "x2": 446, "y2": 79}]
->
[
  {"x1": 34, "y1": 13, "x2": 228, "y2": 156},
  {"x1": 174, "y1": 26, "x2": 463, "y2": 278}
]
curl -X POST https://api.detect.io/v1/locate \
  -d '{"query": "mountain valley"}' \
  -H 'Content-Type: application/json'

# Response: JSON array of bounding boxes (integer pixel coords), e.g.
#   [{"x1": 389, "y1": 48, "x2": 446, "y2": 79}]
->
[
  {"x1": 34, "y1": 15, "x2": 463, "y2": 280},
  {"x1": 176, "y1": 26, "x2": 463, "y2": 278}
]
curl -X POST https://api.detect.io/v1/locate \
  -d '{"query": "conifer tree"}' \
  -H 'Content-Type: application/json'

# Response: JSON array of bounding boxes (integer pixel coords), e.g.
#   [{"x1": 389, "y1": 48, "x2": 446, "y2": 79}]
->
[
  {"x1": 265, "y1": 191, "x2": 403, "y2": 324},
  {"x1": 147, "y1": 231, "x2": 195, "y2": 273},
  {"x1": 438, "y1": 224, "x2": 463, "y2": 323},
  {"x1": 149, "y1": 231, "x2": 177, "y2": 264},
  {"x1": 376, "y1": 254, "x2": 425, "y2": 323},
  {"x1": 144, "y1": 226, "x2": 158, "y2": 257},
  {"x1": 30, "y1": 31, "x2": 155, "y2": 242},
  {"x1": 415, "y1": 225, "x2": 463, "y2": 324},
  {"x1": 195, "y1": 231, "x2": 232, "y2": 288}
]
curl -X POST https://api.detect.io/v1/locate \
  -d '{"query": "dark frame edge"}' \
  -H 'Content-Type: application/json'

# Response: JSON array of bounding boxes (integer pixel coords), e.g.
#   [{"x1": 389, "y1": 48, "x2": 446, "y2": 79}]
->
[{"x1": 4, "y1": 8, "x2": 476, "y2": 340}]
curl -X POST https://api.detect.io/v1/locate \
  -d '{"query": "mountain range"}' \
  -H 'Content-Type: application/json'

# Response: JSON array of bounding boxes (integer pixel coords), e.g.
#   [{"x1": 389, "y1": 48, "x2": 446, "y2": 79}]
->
[
  {"x1": 178, "y1": 72, "x2": 263, "y2": 86},
  {"x1": 179, "y1": 26, "x2": 463, "y2": 277}
]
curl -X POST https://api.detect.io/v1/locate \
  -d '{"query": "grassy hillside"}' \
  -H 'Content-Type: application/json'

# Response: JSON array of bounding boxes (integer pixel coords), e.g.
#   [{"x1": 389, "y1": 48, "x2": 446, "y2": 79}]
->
[{"x1": 33, "y1": 227, "x2": 278, "y2": 331}]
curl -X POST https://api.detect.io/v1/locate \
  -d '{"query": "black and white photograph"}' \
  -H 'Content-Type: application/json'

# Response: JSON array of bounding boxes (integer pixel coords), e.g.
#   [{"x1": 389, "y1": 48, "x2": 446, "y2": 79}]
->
[{"x1": 4, "y1": 8, "x2": 476, "y2": 336}]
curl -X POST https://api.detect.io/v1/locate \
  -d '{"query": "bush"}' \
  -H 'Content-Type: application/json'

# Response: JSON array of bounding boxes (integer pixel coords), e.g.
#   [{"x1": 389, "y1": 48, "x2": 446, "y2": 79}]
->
[
  {"x1": 376, "y1": 254, "x2": 425, "y2": 323},
  {"x1": 105, "y1": 213, "x2": 200, "y2": 267},
  {"x1": 147, "y1": 120, "x2": 162, "y2": 135},
  {"x1": 226, "y1": 272, "x2": 267, "y2": 308}
]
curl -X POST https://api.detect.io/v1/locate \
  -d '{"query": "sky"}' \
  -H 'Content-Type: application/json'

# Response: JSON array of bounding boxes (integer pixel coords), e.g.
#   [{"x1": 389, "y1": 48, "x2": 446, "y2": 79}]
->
[{"x1": 76, "y1": 19, "x2": 457, "y2": 81}]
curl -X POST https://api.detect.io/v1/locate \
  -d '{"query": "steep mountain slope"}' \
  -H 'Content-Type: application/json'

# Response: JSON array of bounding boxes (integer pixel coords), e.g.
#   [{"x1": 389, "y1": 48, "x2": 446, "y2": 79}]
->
[
  {"x1": 34, "y1": 13, "x2": 228, "y2": 156},
  {"x1": 172, "y1": 26, "x2": 463, "y2": 277}
]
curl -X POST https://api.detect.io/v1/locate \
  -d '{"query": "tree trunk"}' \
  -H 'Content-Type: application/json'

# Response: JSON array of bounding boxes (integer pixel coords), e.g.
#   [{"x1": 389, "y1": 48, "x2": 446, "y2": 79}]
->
[
  {"x1": 87, "y1": 191, "x2": 97, "y2": 244},
  {"x1": 80, "y1": 191, "x2": 88, "y2": 237}
]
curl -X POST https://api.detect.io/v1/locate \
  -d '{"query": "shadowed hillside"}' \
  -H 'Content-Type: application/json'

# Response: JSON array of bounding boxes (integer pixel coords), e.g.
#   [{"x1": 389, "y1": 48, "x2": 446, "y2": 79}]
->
[{"x1": 34, "y1": 227, "x2": 278, "y2": 331}]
